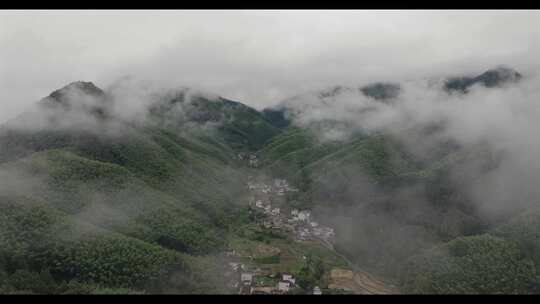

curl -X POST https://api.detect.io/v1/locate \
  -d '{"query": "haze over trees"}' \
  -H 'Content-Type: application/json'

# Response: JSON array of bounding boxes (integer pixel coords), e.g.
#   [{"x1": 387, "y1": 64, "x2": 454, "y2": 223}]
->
[{"x1": 1, "y1": 65, "x2": 540, "y2": 294}]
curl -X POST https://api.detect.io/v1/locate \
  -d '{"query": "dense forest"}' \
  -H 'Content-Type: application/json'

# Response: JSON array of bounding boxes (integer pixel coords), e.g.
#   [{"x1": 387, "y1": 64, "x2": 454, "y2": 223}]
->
[{"x1": 1, "y1": 68, "x2": 540, "y2": 294}]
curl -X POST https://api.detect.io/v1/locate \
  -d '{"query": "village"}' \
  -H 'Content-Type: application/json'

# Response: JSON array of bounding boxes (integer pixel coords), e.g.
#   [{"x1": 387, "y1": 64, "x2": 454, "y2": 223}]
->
[
  {"x1": 221, "y1": 153, "x2": 396, "y2": 295},
  {"x1": 247, "y1": 178, "x2": 336, "y2": 247},
  {"x1": 224, "y1": 261, "x2": 319, "y2": 295},
  {"x1": 237, "y1": 152, "x2": 260, "y2": 168},
  {"x1": 221, "y1": 170, "x2": 338, "y2": 294}
]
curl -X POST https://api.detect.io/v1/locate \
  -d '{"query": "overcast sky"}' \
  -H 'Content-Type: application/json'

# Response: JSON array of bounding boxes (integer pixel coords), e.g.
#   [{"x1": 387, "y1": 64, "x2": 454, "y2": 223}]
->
[{"x1": 2, "y1": 10, "x2": 540, "y2": 123}]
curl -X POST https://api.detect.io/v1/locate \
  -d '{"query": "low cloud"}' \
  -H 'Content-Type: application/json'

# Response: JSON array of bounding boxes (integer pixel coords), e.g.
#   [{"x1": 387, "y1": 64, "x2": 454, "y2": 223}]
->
[
  {"x1": 2, "y1": 10, "x2": 540, "y2": 124},
  {"x1": 278, "y1": 71, "x2": 540, "y2": 258}
]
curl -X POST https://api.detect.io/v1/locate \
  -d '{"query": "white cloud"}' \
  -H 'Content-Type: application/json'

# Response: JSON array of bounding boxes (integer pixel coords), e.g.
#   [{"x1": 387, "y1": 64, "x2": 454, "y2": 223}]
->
[{"x1": 1, "y1": 10, "x2": 540, "y2": 123}]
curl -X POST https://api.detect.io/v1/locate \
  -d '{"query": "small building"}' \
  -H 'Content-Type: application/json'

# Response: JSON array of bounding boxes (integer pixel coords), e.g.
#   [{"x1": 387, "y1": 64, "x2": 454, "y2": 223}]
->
[
  {"x1": 271, "y1": 208, "x2": 280, "y2": 216},
  {"x1": 313, "y1": 286, "x2": 322, "y2": 295},
  {"x1": 282, "y1": 274, "x2": 296, "y2": 285},
  {"x1": 277, "y1": 281, "x2": 290, "y2": 292},
  {"x1": 298, "y1": 211, "x2": 311, "y2": 222},
  {"x1": 298, "y1": 229, "x2": 309, "y2": 240},
  {"x1": 314, "y1": 227, "x2": 335, "y2": 239},
  {"x1": 241, "y1": 273, "x2": 253, "y2": 285},
  {"x1": 249, "y1": 157, "x2": 259, "y2": 167},
  {"x1": 255, "y1": 200, "x2": 264, "y2": 208},
  {"x1": 310, "y1": 221, "x2": 319, "y2": 227},
  {"x1": 271, "y1": 222, "x2": 282, "y2": 230},
  {"x1": 291, "y1": 209, "x2": 299, "y2": 216},
  {"x1": 229, "y1": 262, "x2": 241, "y2": 271}
]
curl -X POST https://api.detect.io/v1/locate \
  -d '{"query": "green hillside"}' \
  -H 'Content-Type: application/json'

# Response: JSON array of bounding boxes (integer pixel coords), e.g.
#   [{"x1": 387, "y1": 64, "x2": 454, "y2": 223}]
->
[
  {"x1": 1, "y1": 72, "x2": 539, "y2": 294},
  {"x1": 0, "y1": 82, "x2": 273, "y2": 294},
  {"x1": 256, "y1": 121, "x2": 538, "y2": 293}
]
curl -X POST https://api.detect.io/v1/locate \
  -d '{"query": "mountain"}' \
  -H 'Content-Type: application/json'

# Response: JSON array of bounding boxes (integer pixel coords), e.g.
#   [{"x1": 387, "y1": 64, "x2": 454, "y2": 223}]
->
[
  {"x1": 0, "y1": 82, "x2": 279, "y2": 294},
  {"x1": 360, "y1": 82, "x2": 401, "y2": 101},
  {"x1": 444, "y1": 66, "x2": 522, "y2": 93},
  {"x1": 144, "y1": 88, "x2": 280, "y2": 151},
  {"x1": 255, "y1": 67, "x2": 539, "y2": 294},
  {"x1": 46, "y1": 81, "x2": 106, "y2": 103},
  {"x1": 261, "y1": 82, "x2": 402, "y2": 130},
  {"x1": 1, "y1": 67, "x2": 539, "y2": 294},
  {"x1": 0, "y1": 80, "x2": 359, "y2": 294},
  {"x1": 263, "y1": 67, "x2": 523, "y2": 131}
]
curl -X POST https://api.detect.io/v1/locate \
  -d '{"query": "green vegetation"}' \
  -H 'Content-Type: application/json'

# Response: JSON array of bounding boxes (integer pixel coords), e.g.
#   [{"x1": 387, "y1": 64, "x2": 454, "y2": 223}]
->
[
  {"x1": 401, "y1": 234, "x2": 537, "y2": 294},
  {"x1": 296, "y1": 254, "x2": 324, "y2": 290},
  {"x1": 253, "y1": 255, "x2": 281, "y2": 264},
  {"x1": 0, "y1": 88, "x2": 271, "y2": 293},
  {"x1": 1, "y1": 79, "x2": 538, "y2": 294}
]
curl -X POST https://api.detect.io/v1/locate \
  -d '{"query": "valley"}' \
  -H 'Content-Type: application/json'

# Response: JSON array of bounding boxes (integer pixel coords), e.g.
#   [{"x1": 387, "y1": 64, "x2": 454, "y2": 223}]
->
[
  {"x1": 1, "y1": 69, "x2": 540, "y2": 294},
  {"x1": 220, "y1": 158, "x2": 398, "y2": 294}
]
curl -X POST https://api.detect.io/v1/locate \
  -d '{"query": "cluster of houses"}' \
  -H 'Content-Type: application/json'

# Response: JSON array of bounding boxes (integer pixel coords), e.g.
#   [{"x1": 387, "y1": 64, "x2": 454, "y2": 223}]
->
[
  {"x1": 247, "y1": 178, "x2": 298, "y2": 195},
  {"x1": 248, "y1": 178, "x2": 336, "y2": 245},
  {"x1": 230, "y1": 264, "x2": 302, "y2": 294},
  {"x1": 289, "y1": 209, "x2": 335, "y2": 243},
  {"x1": 238, "y1": 153, "x2": 259, "y2": 168},
  {"x1": 251, "y1": 199, "x2": 336, "y2": 244},
  {"x1": 290, "y1": 209, "x2": 311, "y2": 222},
  {"x1": 228, "y1": 260, "x2": 324, "y2": 295},
  {"x1": 232, "y1": 176, "x2": 333, "y2": 294},
  {"x1": 273, "y1": 178, "x2": 299, "y2": 195}
]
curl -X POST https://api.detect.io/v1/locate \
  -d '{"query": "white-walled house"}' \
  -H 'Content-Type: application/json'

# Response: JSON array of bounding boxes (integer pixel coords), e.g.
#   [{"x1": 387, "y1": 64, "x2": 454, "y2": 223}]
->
[
  {"x1": 241, "y1": 273, "x2": 253, "y2": 284},
  {"x1": 277, "y1": 281, "x2": 290, "y2": 292},
  {"x1": 298, "y1": 211, "x2": 310, "y2": 221},
  {"x1": 282, "y1": 274, "x2": 295, "y2": 285}
]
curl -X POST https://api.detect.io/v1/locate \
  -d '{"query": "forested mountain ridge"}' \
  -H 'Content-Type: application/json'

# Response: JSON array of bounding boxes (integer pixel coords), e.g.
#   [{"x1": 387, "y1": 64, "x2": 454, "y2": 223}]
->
[
  {"x1": 0, "y1": 81, "x2": 276, "y2": 294},
  {"x1": 2, "y1": 67, "x2": 539, "y2": 294}
]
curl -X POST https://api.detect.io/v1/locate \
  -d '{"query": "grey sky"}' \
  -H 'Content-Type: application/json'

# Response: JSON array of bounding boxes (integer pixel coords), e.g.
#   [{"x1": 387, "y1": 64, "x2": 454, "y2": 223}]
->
[{"x1": 2, "y1": 10, "x2": 540, "y2": 123}]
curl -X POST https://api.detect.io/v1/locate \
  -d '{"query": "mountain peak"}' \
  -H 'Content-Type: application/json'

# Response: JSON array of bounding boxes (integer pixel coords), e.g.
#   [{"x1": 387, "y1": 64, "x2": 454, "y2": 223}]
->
[
  {"x1": 444, "y1": 66, "x2": 522, "y2": 93},
  {"x1": 38, "y1": 81, "x2": 109, "y2": 119},
  {"x1": 474, "y1": 66, "x2": 522, "y2": 88},
  {"x1": 317, "y1": 86, "x2": 350, "y2": 99},
  {"x1": 48, "y1": 81, "x2": 105, "y2": 102},
  {"x1": 360, "y1": 82, "x2": 401, "y2": 101}
]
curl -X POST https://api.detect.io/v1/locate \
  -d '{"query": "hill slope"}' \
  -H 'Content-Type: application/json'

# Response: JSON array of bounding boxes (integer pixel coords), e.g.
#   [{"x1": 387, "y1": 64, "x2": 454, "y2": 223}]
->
[{"x1": 1, "y1": 67, "x2": 538, "y2": 294}]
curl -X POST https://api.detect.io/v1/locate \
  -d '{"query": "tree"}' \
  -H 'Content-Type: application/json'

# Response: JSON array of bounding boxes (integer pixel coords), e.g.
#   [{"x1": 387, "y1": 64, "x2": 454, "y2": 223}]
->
[
  {"x1": 296, "y1": 254, "x2": 324, "y2": 290},
  {"x1": 8, "y1": 269, "x2": 57, "y2": 294},
  {"x1": 401, "y1": 234, "x2": 538, "y2": 294}
]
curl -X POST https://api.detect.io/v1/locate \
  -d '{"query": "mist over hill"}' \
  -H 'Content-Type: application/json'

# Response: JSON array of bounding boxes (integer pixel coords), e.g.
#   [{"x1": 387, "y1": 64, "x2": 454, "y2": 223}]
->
[
  {"x1": 2, "y1": 65, "x2": 540, "y2": 294},
  {"x1": 4, "y1": 9, "x2": 540, "y2": 295}
]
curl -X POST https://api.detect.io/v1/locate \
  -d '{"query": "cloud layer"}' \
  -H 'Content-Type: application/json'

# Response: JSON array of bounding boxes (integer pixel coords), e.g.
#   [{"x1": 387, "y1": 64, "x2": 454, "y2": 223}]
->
[{"x1": 2, "y1": 10, "x2": 540, "y2": 123}]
